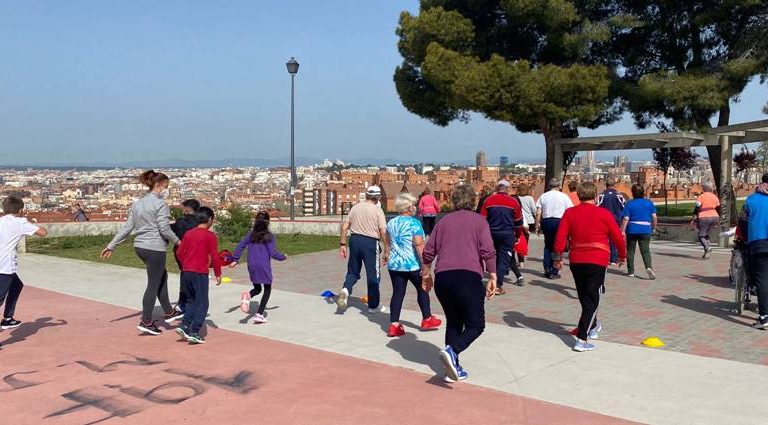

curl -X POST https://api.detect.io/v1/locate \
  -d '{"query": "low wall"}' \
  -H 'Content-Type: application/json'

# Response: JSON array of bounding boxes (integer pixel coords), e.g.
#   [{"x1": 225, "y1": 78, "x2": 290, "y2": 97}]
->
[{"x1": 655, "y1": 217, "x2": 725, "y2": 245}]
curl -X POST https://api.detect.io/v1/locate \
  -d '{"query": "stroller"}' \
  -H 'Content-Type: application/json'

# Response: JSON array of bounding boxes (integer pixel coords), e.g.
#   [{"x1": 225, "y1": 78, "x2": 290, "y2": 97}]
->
[{"x1": 726, "y1": 227, "x2": 755, "y2": 314}]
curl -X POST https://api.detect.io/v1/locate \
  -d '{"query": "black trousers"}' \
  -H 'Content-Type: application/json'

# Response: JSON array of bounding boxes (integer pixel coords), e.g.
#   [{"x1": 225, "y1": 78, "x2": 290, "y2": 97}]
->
[
  {"x1": 422, "y1": 216, "x2": 436, "y2": 236},
  {"x1": 388, "y1": 270, "x2": 431, "y2": 323},
  {"x1": 750, "y1": 253, "x2": 768, "y2": 316},
  {"x1": 249, "y1": 284, "x2": 272, "y2": 315},
  {"x1": 434, "y1": 270, "x2": 485, "y2": 355},
  {"x1": 135, "y1": 247, "x2": 172, "y2": 322},
  {"x1": 173, "y1": 248, "x2": 188, "y2": 310},
  {"x1": 0, "y1": 273, "x2": 24, "y2": 319},
  {"x1": 570, "y1": 263, "x2": 605, "y2": 341}
]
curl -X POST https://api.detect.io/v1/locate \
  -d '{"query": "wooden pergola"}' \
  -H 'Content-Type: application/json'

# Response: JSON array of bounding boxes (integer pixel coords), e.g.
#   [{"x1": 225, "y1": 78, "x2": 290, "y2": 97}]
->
[{"x1": 551, "y1": 119, "x2": 768, "y2": 245}]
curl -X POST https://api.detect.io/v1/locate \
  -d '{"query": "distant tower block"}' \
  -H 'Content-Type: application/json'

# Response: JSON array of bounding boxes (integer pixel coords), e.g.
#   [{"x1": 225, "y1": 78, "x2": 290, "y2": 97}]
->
[
  {"x1": 499, "y1": 156, "x2": 509, "y2": 167},
  {"x1": 476, "y1": 151, "x2": 487, "y2": 168},
  {"x1": 586, "y1": 151, "x2": 595, "y2": 167}
]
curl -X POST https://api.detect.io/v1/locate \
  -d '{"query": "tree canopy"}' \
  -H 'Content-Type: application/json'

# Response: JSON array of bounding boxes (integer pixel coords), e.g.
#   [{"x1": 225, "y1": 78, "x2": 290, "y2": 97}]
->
[{"x1": 394, "y1": 1, "x2": 622, "y2": 182}]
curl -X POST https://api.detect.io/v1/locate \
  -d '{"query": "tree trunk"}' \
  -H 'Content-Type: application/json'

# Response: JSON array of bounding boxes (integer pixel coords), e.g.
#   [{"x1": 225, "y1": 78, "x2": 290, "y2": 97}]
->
[
  {"x1": 715, "y1": 104, "x2": 737, "y2": 227},
  {"x1": 543, "y1": 121, "x2": 562, "y2": 185}
]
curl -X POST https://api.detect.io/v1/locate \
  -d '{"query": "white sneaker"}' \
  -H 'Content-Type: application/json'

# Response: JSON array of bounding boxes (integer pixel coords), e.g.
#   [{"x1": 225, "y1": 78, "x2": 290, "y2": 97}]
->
[
  {"x1": 336, "y1": 288, "x2": 349, "y2": 311},
  {"x1": 367, "y1": 306, "x2": 387, "y2": 314},
  {"x1": 252, "y1": 313, "x2": 268, "y2": 324},
  {"x1": 646, "y1": 268, "x2": 657, "y2": 280}
]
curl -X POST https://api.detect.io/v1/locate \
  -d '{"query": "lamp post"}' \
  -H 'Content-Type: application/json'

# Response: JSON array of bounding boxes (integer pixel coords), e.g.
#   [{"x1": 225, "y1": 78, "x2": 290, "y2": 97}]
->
[{"x1": 286, "y1": 57, "x2": 299, "y2": 220}]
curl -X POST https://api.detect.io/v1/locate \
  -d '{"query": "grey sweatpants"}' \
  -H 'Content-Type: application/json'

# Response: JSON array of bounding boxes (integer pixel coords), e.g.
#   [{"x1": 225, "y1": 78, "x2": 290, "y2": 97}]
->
[{"x1": 135, "y1": 247, "x2": 172, "y2": 322}]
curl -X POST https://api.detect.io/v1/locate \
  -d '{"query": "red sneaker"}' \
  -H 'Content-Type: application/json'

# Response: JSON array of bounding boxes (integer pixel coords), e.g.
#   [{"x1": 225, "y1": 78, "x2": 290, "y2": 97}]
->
[
  {"x1": 387, "y1": 323, "x2": 405, "y2": 337},
  {"x1": 420, "y1": 315, "x2": 442, "y2": 331}
]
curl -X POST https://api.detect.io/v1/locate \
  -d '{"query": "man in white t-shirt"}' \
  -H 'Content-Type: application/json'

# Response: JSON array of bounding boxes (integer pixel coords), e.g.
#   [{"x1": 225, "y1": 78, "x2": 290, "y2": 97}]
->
[
  {"x1": 535, "y1": 178, "x2": 573, "y2": 279},
  {"x1": 0, "y1": 196, "x2": 48, "y2": 331}
]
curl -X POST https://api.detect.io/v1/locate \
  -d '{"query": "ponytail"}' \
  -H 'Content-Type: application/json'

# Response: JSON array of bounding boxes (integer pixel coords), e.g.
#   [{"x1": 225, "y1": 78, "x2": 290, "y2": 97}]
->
[{"x1": 138, "y1": 170, "x2": 169, "y2": 190}]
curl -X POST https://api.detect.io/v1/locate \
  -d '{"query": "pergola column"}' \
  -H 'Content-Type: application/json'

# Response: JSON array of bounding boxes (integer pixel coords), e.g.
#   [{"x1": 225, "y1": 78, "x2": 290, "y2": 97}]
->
[{"x1": 719, "y1": 135, "x2": 733, "y2": 247}]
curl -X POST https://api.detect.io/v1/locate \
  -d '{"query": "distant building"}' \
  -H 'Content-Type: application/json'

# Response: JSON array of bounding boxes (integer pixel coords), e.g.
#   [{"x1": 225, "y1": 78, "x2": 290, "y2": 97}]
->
[
  {"x1": 614, "y1": 155, "x2": 628, "y2": 169},
  {"x1": 476, "y1": 151, "x2": 487, "y2": 168},
  {"x1": 499, "y1": 156, "x2": 509, "y2": 167}
]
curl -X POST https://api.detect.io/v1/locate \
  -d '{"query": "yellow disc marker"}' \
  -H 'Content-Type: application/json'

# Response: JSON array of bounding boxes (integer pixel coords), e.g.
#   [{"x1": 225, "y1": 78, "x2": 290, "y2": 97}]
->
[
  {"x1": 221, "y1": 277, "x2": 232, "y2": 284},
  {"x1": 641, "y1": 336, "x2": 665, "y2": 348}
]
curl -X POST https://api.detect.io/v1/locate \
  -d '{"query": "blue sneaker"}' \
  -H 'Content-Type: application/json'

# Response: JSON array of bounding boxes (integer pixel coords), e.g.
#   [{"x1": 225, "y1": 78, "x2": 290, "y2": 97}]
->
[
  {"x1": 588, "y1": 321, "x2": 602, "y2": 340},
  {"x1": 573, "y1": 340, "x2": 596, "y2": 352},
  {"x1": 444, "y1": 366, "x2": 469, "y2": 383},
  {"x1": 439, "y1": 346, "x2": 460, "y2": 381}
]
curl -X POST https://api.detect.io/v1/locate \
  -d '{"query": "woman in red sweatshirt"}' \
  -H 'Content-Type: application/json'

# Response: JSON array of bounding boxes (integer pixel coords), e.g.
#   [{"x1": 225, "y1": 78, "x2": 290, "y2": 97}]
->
[{"x1": 554, "y1": 182, "x2": 626, "y2": 352}]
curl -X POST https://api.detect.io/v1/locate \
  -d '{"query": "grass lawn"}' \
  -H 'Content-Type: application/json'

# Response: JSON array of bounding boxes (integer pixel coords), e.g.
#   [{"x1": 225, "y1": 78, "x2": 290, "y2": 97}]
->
[
  {"x1": 655, "y1": 200, "x2": 744, "y2": 217},
  {"x1": 27, "y1": 233, "x2": 339, "y2": 273}
]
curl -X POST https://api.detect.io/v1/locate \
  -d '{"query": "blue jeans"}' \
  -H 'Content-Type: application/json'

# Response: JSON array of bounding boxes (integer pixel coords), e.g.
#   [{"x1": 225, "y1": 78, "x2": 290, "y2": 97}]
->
[
  {"x1": 541, "y1": 218, "x2": 561, "y2": 276},
  {"x1": 342, "y1": 234, "x2": 380, "y2": 309},
  {"x1": 181, "y1": 272, "x2": 209, "y2": 335},
  {"x1": 609, "y1": 219, "x2": 621, "y2": 263}
]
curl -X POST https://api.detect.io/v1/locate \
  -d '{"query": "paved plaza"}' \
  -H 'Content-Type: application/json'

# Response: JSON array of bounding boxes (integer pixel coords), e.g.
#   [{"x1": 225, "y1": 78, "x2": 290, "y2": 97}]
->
[{"x1": 3, "y1": 238, "x2": 768, "y2": 424}]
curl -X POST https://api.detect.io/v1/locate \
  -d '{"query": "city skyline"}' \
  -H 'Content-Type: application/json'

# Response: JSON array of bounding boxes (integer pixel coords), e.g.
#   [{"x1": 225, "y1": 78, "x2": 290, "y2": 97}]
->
[{"x1": 1, "y1": 1, "x2": 766, "y2": 166}]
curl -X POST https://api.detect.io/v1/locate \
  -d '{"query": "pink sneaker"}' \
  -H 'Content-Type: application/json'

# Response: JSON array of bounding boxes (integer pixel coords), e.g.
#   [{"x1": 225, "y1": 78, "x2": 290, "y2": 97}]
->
[
  {"x1": 252, "y1": 313, "x2": 268, "y2": 324},
  {"x1": 240, "y1": 292, "x2": 251, "y2": 313}
]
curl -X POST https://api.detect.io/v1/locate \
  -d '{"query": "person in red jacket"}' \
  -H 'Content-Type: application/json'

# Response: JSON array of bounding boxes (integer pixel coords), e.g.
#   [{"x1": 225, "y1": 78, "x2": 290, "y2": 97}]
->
[
  {"x1": 553, "y1": 182, "x2": 626, "y2": 352},
  {"x1": 175, "y1": 207, "x2": 222, "y2": 344}
]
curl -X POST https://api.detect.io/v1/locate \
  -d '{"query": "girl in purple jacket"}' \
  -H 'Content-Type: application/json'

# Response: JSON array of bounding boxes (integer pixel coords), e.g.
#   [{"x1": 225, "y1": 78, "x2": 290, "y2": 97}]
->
[{"x1": 231, "y1": 211, "x2": 287, "y2": 324}]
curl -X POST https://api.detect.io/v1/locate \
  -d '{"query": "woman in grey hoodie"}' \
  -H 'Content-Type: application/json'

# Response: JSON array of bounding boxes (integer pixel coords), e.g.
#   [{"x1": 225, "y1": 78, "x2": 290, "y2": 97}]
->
[{"x1": 101, "y1": 170, "x2": 180, "y2": 335}]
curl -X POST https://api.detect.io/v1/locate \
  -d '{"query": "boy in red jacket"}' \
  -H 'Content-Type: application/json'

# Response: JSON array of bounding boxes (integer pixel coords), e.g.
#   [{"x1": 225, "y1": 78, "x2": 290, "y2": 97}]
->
[
  {"x1": 553, "y1": 182, "x2": 626, "y2": 352},
  {"x1": 175, "y1": 207, "x2": 221, "y2": 344}
]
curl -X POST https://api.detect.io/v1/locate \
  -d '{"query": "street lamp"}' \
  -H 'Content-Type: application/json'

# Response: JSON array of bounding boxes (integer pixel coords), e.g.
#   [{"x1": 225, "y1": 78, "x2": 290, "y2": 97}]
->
[{"x1": 286, "y1": 57, "x2": 299, "y2": 220}]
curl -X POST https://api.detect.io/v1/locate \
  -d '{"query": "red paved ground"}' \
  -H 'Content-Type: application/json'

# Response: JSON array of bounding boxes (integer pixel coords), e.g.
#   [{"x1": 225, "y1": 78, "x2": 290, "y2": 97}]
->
[{"x1": 1, "y1": 287, "x2": 641, "y2": 425}]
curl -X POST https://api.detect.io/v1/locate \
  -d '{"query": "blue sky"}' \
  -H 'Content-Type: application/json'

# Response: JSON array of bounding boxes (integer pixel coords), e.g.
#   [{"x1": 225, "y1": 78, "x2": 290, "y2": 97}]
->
[{"x1": 1, "y1": 1, "x2": 766, "y2": 166}]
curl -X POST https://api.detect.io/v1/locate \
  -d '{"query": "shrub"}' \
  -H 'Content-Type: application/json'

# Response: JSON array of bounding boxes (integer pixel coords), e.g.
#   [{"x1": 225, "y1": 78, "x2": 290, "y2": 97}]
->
[{"x1": 215, "y1": 204, "x2": 254, "y2": 242}]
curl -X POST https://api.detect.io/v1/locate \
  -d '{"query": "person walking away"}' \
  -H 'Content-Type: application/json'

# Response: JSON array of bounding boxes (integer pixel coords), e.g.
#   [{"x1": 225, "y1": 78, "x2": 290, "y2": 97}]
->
[
  {"x1": 166, "y1": 199, "x2": 201, "y2": 322},
  {"x1": 101, "y1": 170, "x2": 181, "y2": 336},
  {"x1": 337, "y1": 186, "x2": 389, "y2": 313},
  {"x1": 418, "y1": 188, "x2": 440, "y2": 237},
  {"x1": 386, "y1": 193, "x2": 441, "y2": 337},
  {"x1": 174, "y1": 207, "x2": 221, "y2": 344},
  {"x1": 738, "y1": 173, "x2": 768, "y2": 329},
  {"x1": 231, "y1": 211, "x2": 287, "y2": 324},
  {"x1": 422, "y1": 184, "x2": 496, "y2": 383},
  {"x1": 553, "y1": 183, "x2": 626, "y2": 352},
  {"x1": 475, "y1": 186, "x2": 493, "y2": 214},
  {"x1": 620, "y1": 184, "x2": 657, "y2": 280},
  {"x1": 597, "y1": 179, "x2": 626, "y2": 265},
  {"x1": 535, "y1": 178, "x2": 573, "y2": 279},
  {"x1": 481, "y1": 180, "x2": 524, "y2": 292},
  {"x1": 0, "y1": 196, "x2": 47, "y2": 331},
  {"x1": 72, "y1": 204, "x2": 89, "y2": 222},
  {"x1": 693, "y1": 183, "x2": 721, "y2": 259},
  {"x1": 567, "y1": 181, "x2": 581, "y2": 207},
  {"x1": 517, "y1": 183, "x2": 536, "y2": 268}
]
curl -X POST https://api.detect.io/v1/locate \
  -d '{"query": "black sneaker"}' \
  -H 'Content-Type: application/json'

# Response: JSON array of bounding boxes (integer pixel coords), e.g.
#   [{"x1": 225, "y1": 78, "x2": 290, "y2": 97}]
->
[
  {"x1": 175, "y1": 327, "x2": 190, "y2": 340},
  {"x1": 186, "y1": 333, "x2": 205, "y2": 344},
  {"x1": 137, "y1": 321, "x2": 162, "y2": 335},
  {"x1": 165, "y1": 308, "x2": 184, "y2": 323},
  {"x1": 1, "y1": 318, "x2": 21, "y2": 330},
  {"x1": 752, "y1": 316, "x2": 768, "y2": 330}
]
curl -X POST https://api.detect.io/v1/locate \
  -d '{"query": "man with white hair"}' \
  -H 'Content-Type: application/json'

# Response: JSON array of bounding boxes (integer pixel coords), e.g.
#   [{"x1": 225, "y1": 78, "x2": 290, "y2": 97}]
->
[
  {"x1": 535, "y1": 178, "x2": 574, "y2": 279},
  {"x1": 337, "y1": 186, "x2": 389, "y2": 314},
  {"x1": 693, "y1": 182, "x2": 721, "y2": 259},
  {"x1": 480, "y1": 180, "x2": 525, "y2": 293}
]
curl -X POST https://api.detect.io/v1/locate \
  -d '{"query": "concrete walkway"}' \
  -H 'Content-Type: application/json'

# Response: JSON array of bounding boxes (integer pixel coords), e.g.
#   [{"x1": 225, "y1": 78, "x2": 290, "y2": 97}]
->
[{"x1": 14, "y1": 253, "x2": 768, "y2": 425}]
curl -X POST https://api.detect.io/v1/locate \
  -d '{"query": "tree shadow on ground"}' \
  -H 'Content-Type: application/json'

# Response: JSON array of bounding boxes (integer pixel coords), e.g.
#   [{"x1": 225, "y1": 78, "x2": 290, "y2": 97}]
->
[
  {"x1": 656, "y1": 251, "x2": 699, "y2": 259},
  {"x1": 1, "y1": 317, "x2": 68, "y2": 348},
  {"x1": 684, "y1": 274, "x2": 732, "y2": 289},
  {"x1": 502, "y1": 311, "x2": 574, "y2": 347},
  {"x1": 527, "y1": 279, "x2": 577, "y2": 300},
  {"x1": 660, "y1": 295, "x2": 750, "y2": 327}
]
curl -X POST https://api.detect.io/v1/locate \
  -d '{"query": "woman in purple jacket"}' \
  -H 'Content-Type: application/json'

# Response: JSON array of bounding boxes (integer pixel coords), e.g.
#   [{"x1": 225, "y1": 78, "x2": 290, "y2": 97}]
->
[
  {"x1": 230, "y1": 211, "x2": 287, "y2": 324},
  {"x1": 422, "y1": 184, "x2": 497, "y2": 383}
]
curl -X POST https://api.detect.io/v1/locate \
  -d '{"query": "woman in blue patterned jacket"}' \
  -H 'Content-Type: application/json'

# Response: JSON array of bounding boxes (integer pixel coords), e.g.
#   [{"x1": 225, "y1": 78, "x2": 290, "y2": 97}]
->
[{"x1": 385, "y1": 193, "x2": 442, "y2": 338}]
